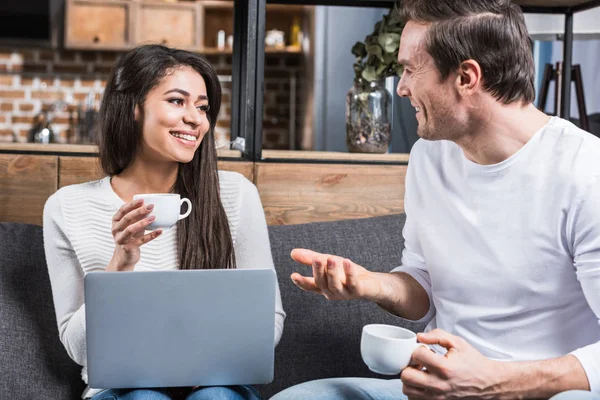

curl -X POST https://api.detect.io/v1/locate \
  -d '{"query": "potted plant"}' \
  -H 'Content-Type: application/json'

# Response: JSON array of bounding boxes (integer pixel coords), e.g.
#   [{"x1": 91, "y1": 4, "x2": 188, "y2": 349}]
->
[{"x1": 346, "y1": 8, "x2": 404, "y2": 153}]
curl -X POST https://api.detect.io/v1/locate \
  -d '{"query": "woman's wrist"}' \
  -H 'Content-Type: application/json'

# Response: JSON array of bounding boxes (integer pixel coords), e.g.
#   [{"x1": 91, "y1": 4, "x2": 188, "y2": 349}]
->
[{"x1": 106, "y1": 253, "x2": 135, "y2": 272}]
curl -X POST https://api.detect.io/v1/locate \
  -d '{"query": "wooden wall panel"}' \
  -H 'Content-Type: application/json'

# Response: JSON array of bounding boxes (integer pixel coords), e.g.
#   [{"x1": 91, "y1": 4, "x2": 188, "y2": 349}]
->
[
  {"x1": 0, "y1": 154, "x2": 58, "y2": 225},
  {"x1": 58, "y1": 157, "x2": 104, "y2": 188},
  {"x1": 57, "y1": 157, "x2": 255, "y2": 188},
  {"x1": 2, "y1": 153, "x2": 405, "y2": 226},
  {"x1": 255, "y1": 163, "x2": 406, "y2": 225},
  {"x1": 218, "y1": 161, "x2": 254, "y2": 182}
]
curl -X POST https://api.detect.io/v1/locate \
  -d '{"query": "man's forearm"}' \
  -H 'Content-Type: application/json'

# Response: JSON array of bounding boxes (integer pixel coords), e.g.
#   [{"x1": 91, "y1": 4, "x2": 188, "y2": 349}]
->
[
  {"x1": 494, "y1": 354, "x2": 590, "y2": 399},
  {"x1": 371, "y1": 271, "x2": 430, "y2": 320}
]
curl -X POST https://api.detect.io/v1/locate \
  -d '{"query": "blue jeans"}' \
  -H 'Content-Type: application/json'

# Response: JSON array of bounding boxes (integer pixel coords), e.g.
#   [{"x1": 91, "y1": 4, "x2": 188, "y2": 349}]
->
[
  {"x1": 269, "y1": 378, "x2": 600, "y2": 400},
  {"x1": 91, "y1": 385, "x2": 261, "y2": 400}
]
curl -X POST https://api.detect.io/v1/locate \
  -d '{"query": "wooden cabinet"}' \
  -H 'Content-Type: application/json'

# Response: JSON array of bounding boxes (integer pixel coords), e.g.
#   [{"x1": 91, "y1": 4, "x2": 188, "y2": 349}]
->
[
  {"x1": 58, "y1": 157, "x2": 103, "y2": 188},
  {"x1": 136, "y1": 1, "x2": 202, "y2": 50},
  {"x1": 201, "y1": 1, "x2": 308, "y2": 54},
  {"x1": 0, "y1": 146, "x2": 407, "y2": 226},
  {"x1": 64, "y1": 0, "x2": 307, "y2": 54},
  {"x1": 255, "y1": 163, "x2": 406, "y2": 225},
  {"x1": 0, "y1": 154, "x2": 58, "y2": 226},
  {"x1": 202, "y1": 1, "x2": 233, "y2": 51},
  {"x1": 65, "y1": 0, "x2": 202, "y2": 51},
  {"x1": 65, "y1": 0, "x2": 134, "y2": 50},
  {"x1": 57, "y1": 156, "x2": 254, "y2": 189}
]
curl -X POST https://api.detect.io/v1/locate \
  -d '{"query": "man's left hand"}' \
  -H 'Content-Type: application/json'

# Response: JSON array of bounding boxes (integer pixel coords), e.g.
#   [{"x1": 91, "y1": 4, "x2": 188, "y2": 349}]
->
[{"x1": 401, "y1": 328, "x2": 503, "y2": 400}]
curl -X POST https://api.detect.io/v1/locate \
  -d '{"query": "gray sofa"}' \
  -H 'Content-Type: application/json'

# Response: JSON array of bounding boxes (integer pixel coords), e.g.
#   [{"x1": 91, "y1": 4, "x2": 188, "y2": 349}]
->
[{"x1": 0, "y1": 214, "x2": 425, "y2": 399}]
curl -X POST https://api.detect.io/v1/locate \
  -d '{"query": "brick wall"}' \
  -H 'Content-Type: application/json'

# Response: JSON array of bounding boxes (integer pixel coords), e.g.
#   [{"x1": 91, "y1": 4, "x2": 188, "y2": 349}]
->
[{"x1": 0, "y1": 47, "x2": 304, "y2": 150}]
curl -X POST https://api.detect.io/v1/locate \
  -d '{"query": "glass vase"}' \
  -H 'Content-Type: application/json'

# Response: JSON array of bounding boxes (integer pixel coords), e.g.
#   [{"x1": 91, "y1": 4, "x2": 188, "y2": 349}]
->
[{"x1": 345, "y1": 79, "x2": 391, "y2": 153}]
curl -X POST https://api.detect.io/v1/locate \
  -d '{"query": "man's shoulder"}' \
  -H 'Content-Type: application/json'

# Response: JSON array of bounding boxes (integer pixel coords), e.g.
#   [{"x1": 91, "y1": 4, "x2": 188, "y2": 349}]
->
[
  {"x1": 547, "y1": 117, "x2": 600, "y2": 141},
  {"x1": 546, "y1": 117, "x2": 600, "y2": 172},
  {"x1": 409, "y1": 138, "x2": 459, "y2": 166},
  {"x1": 538, "y1": 118, "x2": 600, "y2": 198}
]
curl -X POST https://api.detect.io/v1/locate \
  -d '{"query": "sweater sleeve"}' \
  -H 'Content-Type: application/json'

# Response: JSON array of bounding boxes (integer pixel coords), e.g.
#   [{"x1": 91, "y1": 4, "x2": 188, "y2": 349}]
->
[
  {"x1": 233, "y1": 177, "x2": 286, "y2": 346},
  {"x1": 568, "y1": 176, "x2": 600, "y2": 394},
  {"x1": 43, "y1": 192, "x2": 88, "y2": 367}
]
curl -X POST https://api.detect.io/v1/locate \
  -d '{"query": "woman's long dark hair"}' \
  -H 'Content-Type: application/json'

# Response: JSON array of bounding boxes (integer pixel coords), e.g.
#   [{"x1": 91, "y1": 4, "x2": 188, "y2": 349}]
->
[{"x1": 98, "y1": 44, "x2": 235, "y2": 270}]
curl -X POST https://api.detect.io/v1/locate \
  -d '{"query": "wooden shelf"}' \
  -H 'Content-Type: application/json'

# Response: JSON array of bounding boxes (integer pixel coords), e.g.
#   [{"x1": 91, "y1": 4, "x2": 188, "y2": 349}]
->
[
  {"x1": 0, "y1": 144, "x2": 409, "y2": 163},
  {"x1": 0, "y1": 143, "x2": 242, "y2": 158},
  {"x1": 0, "y1": 143, "x2": 98, "y2": 154},
  {"x1": 200, "y1": 46, "x2": 303, "y2": 55},
  {"x1": 261, "y1": 150, "x2": 409, "y2": 163},
  {"x1": 201, "y1": 1, "x2": 308, "y2": 12}
]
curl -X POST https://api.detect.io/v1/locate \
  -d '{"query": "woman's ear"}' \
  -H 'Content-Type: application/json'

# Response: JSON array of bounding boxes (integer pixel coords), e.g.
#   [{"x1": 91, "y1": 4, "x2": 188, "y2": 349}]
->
[{"x1": 134, "y1": 104, "x2": 140, "y2": 122}]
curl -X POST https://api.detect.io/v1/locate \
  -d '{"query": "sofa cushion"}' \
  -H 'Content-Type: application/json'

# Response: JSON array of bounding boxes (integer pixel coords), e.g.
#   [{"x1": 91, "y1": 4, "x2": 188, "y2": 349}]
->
[
  {"x1": 0, "y1": 215, "x2": 423, "y2": 399},
  {"x1": 261, "y1": 214, "x2": 426, "y2": 398},
  {"x1": 0, "y1": 223, "x2": 85, "y2": 400}
]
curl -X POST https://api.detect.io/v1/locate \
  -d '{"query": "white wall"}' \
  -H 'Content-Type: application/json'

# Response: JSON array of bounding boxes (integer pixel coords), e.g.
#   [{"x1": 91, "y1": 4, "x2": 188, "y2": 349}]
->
[{"x1": 525, "y1": 8, "x2": 600, "y2": 40}]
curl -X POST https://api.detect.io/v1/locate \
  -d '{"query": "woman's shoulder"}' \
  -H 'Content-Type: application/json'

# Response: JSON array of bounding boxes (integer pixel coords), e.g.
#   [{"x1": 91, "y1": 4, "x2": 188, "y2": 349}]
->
[
  {"x1": 43, "y1": 177, "x2": 112, "y2": 232},
  {"x1": 218, "y1": 170, "x2": 256, "y2": 197},
  {"x1": 50, "y1": 177, "x2": 109, "y2": 202},
  {"x1": 44, "y1": 177, "x2": 111, "y2": 217},
  {"x1": 217, "y1": 170, "x2": 260, "y2": 229}
]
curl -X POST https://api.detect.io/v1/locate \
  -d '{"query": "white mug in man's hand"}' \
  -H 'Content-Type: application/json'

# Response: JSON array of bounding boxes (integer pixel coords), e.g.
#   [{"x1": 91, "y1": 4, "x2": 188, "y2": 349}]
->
[
  {"x1": 361, "y1": 324, "x2": 423, "y2": 375},
  {"x1": 132, "y1": 194, "x2": 192, "y2": 230}
]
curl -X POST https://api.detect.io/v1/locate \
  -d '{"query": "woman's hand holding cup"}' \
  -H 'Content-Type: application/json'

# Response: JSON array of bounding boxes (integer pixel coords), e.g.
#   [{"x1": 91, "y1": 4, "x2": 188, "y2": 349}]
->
[{"x1": 106, "y1": 199, "x2": 163, "y2": 272}]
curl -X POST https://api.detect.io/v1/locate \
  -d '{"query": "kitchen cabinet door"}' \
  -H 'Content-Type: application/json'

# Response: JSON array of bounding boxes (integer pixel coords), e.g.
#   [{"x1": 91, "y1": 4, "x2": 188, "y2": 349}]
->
[
  {"x1": 135, "y1": 1, "x2": 202, "y2": 51},
  {"x1": 65, "y1": 0, "x2": 134, "y2": 50}
]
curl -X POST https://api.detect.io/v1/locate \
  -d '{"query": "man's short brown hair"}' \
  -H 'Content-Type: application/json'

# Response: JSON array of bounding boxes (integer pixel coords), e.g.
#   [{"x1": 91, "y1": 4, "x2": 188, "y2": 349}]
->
[{"x1": 398, "y1": 0, "x2": 535, "y2": 105}]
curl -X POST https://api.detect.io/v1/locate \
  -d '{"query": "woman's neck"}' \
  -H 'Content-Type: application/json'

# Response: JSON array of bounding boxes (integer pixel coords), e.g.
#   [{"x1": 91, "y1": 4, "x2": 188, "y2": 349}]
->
[{"x1": 111, "y1": 158, "x2": 179, "y2": 203}]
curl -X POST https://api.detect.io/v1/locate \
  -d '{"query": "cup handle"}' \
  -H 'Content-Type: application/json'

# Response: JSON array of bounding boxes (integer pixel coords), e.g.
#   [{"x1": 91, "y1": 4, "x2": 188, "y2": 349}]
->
[{"x1": 179, "y1": 198, "x2": 192, "y2": 220}]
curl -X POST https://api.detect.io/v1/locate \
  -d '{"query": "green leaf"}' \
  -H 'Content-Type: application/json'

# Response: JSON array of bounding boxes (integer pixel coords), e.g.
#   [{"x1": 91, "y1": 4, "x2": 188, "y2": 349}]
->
[
  {"x1": 365, "y1": 44, "x2": 384, "y2": 62},
  {"x1": 378, "y1": 15, "x2": 387, "y2": 32},
  {"x1": 365, "y1": 35, "x2": 378, "y2": 46},
  {"x1": 383, "y1": 52, "x2": 397, "y2": 65},
  {"x1": 351, "y1": 42, "x2": 366, "y2": 58},
  {"x1": 388, "y1": 10, "x2": 403, "y2": 26},
  {"x1": 373, "y1": 21, "x2": 382, "y2": 33},
  {"x1": 361, "y1": 65, "x2": 379, "y2": 82},
  {"x1": 378, "y1": 33, "x2": 400, "y2": 53},
  {"x1": 350, "y1": 6, "x2": 405, "y2": 82}
]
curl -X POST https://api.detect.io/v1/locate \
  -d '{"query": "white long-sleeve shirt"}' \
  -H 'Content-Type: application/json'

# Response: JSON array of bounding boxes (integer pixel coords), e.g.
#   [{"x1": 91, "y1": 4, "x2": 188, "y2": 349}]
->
[
  {"x1": 393, "y1": 117, "x2": 600, "y2": 394},
  {"x1": 43, "y1": 171, "x2": 286, "y2": 398}
]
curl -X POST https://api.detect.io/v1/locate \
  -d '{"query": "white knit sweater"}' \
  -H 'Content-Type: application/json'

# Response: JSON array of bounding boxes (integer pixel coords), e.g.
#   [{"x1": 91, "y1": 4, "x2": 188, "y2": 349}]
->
[{"x1": 43, "y1": 171, "x2": 286, "y2": 398}]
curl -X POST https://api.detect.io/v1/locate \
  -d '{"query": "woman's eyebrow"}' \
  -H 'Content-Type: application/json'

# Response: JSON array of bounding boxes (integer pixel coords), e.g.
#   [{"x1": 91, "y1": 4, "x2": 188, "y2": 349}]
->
[{"x1": 163, "y1": 88, "x2": 208, "y2": 101}]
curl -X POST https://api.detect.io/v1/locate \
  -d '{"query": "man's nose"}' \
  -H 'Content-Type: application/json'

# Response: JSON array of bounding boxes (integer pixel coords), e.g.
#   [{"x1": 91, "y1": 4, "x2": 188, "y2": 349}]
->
[{"x1": 396, "y1": 78, "x2": 410, "y2": 98}]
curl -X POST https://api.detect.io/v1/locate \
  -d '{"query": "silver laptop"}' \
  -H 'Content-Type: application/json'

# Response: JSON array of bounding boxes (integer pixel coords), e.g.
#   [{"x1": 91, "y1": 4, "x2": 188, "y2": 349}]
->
[{"x1": 84, "y1": 269, "x2": 276, "y2": 389}]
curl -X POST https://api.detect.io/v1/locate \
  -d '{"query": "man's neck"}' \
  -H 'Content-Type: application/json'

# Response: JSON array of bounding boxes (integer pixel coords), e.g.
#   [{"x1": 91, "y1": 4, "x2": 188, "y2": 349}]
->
[{"x1": 454, "y1": 102, "x2": 551, "y2": 166}]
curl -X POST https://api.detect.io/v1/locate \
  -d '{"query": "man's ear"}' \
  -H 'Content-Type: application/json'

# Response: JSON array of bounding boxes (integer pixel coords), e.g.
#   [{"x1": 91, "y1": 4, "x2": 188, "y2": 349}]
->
[{"x1": 455, "y1": 59, "x2": 482, "y2": 96}]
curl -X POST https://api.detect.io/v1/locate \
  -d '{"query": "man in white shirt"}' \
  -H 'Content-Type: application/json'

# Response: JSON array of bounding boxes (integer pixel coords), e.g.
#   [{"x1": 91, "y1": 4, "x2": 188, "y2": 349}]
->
[{"x1": 272, "y1": 0, "x2": 600, "y2": 399}]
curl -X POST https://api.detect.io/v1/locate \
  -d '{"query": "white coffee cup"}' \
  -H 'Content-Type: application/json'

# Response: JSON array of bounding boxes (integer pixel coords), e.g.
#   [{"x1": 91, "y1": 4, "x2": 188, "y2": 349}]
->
[
  {"x1": 361, "y1": 324, "x2": 422, "y2": 375},
  {"x1": 132, "y1": 194, "x2": 192, "y2": 230}
]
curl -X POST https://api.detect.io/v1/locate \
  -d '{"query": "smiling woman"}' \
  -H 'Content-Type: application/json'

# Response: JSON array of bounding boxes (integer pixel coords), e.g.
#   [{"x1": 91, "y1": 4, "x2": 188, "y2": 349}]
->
[
  {"x1": 134, "y1": 67, "x2": 213, "y2": 163},
  {"x1": 96, "y1": 45, "x2": 232, "y2": 272},
  {"x1": 42, "y1": 44, "x2": 286, "y2": 400}
]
